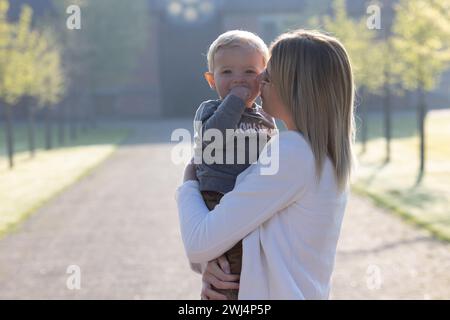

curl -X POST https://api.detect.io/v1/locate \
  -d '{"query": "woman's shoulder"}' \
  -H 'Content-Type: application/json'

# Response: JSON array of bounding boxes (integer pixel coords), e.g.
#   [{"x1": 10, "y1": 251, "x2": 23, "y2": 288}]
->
[
  {"x1": 277, "y1": 131, "x2": 314, "y2": 160},
  {"x1": 254, "y1": 130, "x2": 315, "y2": 179}
]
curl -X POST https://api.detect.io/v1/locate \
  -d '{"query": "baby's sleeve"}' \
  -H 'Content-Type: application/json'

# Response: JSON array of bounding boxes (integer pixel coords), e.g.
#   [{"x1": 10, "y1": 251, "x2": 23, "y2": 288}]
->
[
  {"x1": 200, "y1": 95, "x2": 246, "y2": 133},
  {"x1": 194, "y1": 96, "x2": 246, "y2": 148},
  {"x1": 193, "y1": 101, "x2": 218, "y2": 154}
]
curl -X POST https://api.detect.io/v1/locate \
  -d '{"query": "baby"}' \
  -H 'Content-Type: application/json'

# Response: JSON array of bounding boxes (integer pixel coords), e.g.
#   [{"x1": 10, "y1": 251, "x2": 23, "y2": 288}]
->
[{"x1": 193, "y1": 30, "x2": 277, "y2": 300}]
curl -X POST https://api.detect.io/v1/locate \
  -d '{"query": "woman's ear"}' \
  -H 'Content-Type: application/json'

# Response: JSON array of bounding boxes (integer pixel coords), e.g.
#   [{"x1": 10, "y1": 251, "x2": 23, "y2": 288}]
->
[{"x1": 204, "y1": 72, "x2": 216, "y2": 89}]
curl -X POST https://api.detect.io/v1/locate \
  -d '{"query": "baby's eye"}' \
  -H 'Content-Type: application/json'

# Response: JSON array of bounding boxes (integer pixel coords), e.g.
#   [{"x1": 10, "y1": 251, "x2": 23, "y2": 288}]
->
[
  {"x1": 246, "y1": 70, "x2": 256, "y2": 74},
  {"x1": 221, "y1": 70, "x2": 231, "y2": 74}
]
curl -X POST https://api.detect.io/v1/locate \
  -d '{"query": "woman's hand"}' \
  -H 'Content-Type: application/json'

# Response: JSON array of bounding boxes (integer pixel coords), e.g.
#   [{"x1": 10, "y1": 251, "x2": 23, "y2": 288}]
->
[
  {"x1": 200, "y1": 255, "x2": 240, "y2": 300},
  {"x1": 183, "y1": 157, "x2": 198, "y2": 183}
]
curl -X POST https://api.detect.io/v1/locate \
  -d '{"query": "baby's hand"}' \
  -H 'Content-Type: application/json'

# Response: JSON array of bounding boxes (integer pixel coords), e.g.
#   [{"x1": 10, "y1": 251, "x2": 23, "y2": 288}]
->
[{"x1": 229, "y1": 86, "x2": 251, "y2": 103}]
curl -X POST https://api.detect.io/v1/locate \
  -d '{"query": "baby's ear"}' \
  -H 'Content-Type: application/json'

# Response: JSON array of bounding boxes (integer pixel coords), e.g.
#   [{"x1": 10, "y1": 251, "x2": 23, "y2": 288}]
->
[{"x1": 204, "y1": 72, "x2": 215, "y2": 89}]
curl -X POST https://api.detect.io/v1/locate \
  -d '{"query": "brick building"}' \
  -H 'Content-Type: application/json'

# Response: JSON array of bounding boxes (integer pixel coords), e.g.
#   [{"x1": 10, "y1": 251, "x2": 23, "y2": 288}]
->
[
  {"x1": 6, "y1": 0, "x2": 450, "y2": 119},
  {"x1": 112, "y1": 0, "x2": 450, "y2": 118}
]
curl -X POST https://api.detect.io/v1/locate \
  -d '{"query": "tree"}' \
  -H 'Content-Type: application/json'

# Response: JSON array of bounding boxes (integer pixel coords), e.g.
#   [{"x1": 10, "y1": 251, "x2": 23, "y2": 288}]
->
[
  {"x1": 33, "y1": 30, "x2": 65, "y2": 151},
  {"x1": 0, "y1": 0, "x2": 65, "y2": 165},
  {"x1": 372, "y1": 0, "x2": 399, "y2": 164},
  {"x1": 370, "y1": 30, "x2": 400, "y2": 164},
  {"x1": 0, "y1": 0, "x2": 13, "y2": 167},
  {"x1": 51, "y1": 0, "x2": 150, "y2": 125},
  {"x1": 381, "y1": 39, "x2": 394, "y2": 163},
  {"x1": 321, "y1": 0, "x2": 384, "y2": 153},
  {"x1": 49, "y1": 0, "x2": 87, "y2": 140},
  {"x1": 16, "y1": 13, "x2": 39, "y2": 158},
  {"x1": 21, "y1": 29, "x2": 45, "y2": 157},
  {"x1": 392, "y1": 0, "x2": 450, "y2": 184},
  {"x1": 377, "y1": 31, "x2": 405, "y2": 164},
  {"x1": 0, "y1": 1, "x2": 35, "y2": 168}
]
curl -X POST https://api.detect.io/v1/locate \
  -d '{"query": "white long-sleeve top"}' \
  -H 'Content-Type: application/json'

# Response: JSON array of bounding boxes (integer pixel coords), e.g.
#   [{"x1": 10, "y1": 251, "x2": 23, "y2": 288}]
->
[{"x1": 176, "y1": 130, "x2": 348, "y2": 299}]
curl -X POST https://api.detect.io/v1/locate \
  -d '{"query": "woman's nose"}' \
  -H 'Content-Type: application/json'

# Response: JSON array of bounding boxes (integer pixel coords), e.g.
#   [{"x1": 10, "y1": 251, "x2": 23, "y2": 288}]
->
[{"x1": 256, "y1": 72, "x2": 263, "y2": 83}]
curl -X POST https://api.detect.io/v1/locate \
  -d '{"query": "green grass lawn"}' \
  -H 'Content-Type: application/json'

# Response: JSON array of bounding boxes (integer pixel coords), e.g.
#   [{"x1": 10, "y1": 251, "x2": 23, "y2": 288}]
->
[
  {"x1": 353, "y1": 109, "x2": 450, "y2": 241},
  {"x1": 0, "y1": 122, "x2": 131, "y2": 238}
]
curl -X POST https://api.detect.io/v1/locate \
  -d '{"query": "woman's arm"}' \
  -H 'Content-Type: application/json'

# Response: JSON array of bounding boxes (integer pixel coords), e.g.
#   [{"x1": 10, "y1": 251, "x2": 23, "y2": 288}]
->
[
  {"x1": 181, "y1": 160, "x2": 241, "y2": 298},
  {"x1": 176, "y1": 136, "x2": 314, "y2": 263}
]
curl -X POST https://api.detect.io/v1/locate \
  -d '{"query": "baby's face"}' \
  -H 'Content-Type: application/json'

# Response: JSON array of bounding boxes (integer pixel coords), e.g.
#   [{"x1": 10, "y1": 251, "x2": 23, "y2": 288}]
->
[{"x1": 207, "y1": 45, "x2": 265, "y2": 106}]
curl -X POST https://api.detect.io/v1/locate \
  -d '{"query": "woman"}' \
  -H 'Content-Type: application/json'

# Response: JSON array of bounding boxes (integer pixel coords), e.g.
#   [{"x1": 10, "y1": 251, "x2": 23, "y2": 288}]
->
[{"x1": 176, "y1": 29, "x2": 355, "y2": 299}]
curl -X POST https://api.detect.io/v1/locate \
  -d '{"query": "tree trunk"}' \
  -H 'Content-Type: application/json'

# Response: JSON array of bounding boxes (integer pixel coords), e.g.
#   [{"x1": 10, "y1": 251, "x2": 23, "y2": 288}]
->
[
  {"x1": 416, "y1": 85, "x2": 427, "y2": 184},
  {"x1": 26, "y1": 99, "x2": 36, "y2": 158},
  {"x1": 89, "y1": 92, "x2": 97, "y2": 130},
  {"x1": 383, "y1": 77, "x2": 392, "y2": 163},
  {"x1": 69, "y1": 97, "x2": 78, "y2": 141},
  {"x1": 45, "y1": 107, "x2": 53, "y2": 150},
  {"x1": 81, "y1": 93, "x2": 88, "y2": 133},
  {"x1": 360, "y1": 87, "x2": 368, "y2": 153},
  {"x1": 2, "y1": 102, "x2": 14, "y2": 169},
  {"x1": 58, "y1": 102, "x2": 65, "y2": 146},
  {"x1": 383, "y1": 31, "x2": 392, "y2": 163}
]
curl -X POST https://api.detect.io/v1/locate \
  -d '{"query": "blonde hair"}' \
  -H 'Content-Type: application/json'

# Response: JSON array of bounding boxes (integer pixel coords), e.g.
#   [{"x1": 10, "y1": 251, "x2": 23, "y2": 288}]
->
[
  {"x1": 206, "y1": 30, "x2": 269, "y2": 72},
  {"x1": 269, "y1": 29, "x2": 355, "y2": 191}
]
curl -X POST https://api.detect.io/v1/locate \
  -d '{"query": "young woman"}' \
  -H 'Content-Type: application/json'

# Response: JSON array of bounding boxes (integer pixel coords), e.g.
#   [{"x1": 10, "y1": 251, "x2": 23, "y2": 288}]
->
[{"x1": 176, "y1": 29, "x2": 355, "y2": 299}]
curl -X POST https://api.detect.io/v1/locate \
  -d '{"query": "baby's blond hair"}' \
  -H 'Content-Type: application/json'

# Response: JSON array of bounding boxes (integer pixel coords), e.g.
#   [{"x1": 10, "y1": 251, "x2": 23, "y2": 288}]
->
[{"x1": 206, "y1": 30, "x2": 269, "y2": 72}]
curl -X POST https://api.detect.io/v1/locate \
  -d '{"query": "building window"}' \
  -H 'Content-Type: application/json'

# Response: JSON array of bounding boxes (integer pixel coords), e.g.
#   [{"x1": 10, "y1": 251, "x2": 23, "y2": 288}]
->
[
  {"x1": 166, "y1": 0, "x2": 216, "y2": 24},
  {"x1": 259, "y1": 14, "x2": 310, "y2": 43}
]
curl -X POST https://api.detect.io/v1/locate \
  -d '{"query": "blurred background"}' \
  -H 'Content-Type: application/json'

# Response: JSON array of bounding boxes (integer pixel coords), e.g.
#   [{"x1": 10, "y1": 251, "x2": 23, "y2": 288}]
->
[{"x1": 0, "y1": 0, "x2": 449, "y2": 299}]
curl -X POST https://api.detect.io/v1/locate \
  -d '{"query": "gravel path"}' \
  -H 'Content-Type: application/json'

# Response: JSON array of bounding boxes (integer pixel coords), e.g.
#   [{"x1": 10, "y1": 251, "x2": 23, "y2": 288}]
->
[
  {"x1": 0, "y1": 119, "x2": 448, "y2": 299},
  {"x1": 331, "y1": 195, "x2": 450, "y2": 299}
]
